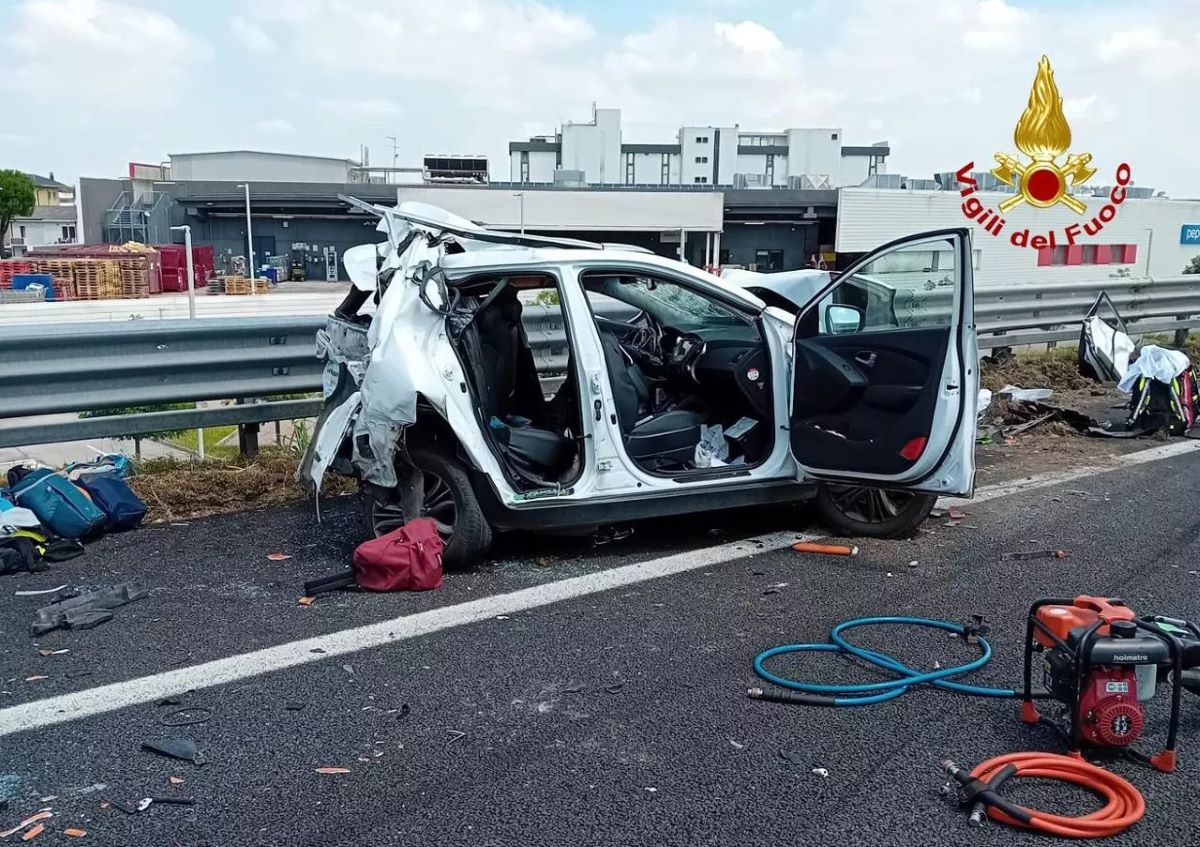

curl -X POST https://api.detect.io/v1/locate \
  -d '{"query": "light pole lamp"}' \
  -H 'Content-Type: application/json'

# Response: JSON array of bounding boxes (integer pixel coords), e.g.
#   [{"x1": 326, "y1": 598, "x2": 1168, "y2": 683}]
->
[
  {"x1": 236, "y1": 183, "x2": 254, "y2": 277},
  {"x1": 513, "y1": 192, "x2": 525, "y2": 234}
]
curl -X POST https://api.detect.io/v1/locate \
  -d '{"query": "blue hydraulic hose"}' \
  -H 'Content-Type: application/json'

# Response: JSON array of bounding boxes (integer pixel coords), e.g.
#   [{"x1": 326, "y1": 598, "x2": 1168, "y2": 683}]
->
[{"x1": 751, "y1": 616, "x2": 1019, "y2": 706}]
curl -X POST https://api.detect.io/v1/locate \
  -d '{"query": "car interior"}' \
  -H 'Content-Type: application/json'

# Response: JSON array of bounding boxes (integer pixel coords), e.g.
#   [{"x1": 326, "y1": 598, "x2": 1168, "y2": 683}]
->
[
  {"x1": 582, "y1": 271, "x2": 775, "y2": 474},
  {"x1": 446, "y1": 273, "x2": 585, "y2": 491}
]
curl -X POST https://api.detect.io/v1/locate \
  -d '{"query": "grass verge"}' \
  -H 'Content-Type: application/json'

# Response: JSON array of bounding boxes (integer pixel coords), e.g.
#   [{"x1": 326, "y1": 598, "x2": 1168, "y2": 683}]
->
[{"x1": 130, "y1": 449, "x2": 355, "y2": 523}]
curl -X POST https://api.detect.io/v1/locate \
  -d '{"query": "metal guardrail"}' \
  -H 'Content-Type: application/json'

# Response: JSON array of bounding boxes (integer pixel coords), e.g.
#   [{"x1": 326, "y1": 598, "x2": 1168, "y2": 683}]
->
[
  {"x1": 1, "y1": 277, "x2": 1197, "y2": 451},
  {"x1": 0, "y1": 317, "x2": 325, "y2": 450}
]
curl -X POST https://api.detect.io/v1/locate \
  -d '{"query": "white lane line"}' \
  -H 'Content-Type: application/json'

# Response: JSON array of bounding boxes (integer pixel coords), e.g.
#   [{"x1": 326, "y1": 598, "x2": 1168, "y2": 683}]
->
[
  {"x1": 938, "y1": 439, "x2": 1200, "y2": 508},
  {"x1": 8, "y1": 438, "x2": 1198, "y2": 738},
  {"x1": 0, "y1": 531, "x2": 819, "y2": 738}
]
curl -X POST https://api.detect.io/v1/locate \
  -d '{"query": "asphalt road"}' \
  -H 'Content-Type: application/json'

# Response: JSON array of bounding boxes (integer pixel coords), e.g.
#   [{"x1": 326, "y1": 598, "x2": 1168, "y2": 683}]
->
[{"x1": 2, "y1": 447, "x2": 1200, "y2": 846}]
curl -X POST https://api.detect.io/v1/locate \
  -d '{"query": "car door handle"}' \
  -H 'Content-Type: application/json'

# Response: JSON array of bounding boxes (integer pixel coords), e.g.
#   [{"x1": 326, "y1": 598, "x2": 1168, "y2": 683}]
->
[{"x1": 854, "y1": 351, "x2": 877, "y2": 367}]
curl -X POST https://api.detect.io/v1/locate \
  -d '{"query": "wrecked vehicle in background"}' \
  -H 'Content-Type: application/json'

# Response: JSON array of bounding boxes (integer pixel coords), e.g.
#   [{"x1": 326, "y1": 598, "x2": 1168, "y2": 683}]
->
[{"x1": 299, "y1": 199, "x2": 979, "y2": 567}]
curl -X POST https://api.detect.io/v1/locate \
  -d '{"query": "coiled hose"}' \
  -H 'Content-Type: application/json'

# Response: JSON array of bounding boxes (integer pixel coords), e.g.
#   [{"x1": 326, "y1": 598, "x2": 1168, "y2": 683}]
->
[
  {"x1": 750, "y1": 617, "x2": 1147, "y2": 839},
  {"x1": 944, "y1": 753, "x2": 1145, "y2": 838},
  {"x1": 749, "y1": 615, "x2": 1017, "y2": 706}
]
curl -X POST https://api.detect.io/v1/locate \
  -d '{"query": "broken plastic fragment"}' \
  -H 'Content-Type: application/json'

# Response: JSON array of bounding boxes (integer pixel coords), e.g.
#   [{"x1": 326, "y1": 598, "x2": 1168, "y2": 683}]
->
[
  {"x1": 297, "y1": 596, "x2": 316, "y2": 607},
  {"x1": 0, "y1": 811, "x2": 53, "y2": 839},
  {"x1": 267, "y1": 552, "x2": 293, "y2": 561},
  {"x1": 64, "y1": 830, "x2": 87, "y2": 838},
  {"x1": 141, "y1": 738, "x2": 205, "y2": 765},
  {"x1": 20, "y1": 823, "x2": 45, "y2": 841},
  {"x1": 169, "y1": 776, "x2": 184, "y2": 785},
  {"x1": 315, "y1": 767, "x2": 351, "y2": 775}
]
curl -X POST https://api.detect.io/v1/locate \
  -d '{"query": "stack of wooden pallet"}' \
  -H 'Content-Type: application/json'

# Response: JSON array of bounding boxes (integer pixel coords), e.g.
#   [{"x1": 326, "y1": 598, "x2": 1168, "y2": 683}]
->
[
  {"x1": 0, "y1": 260, "x2": 31, "y2": 290},
  {"x1": 71, "y1": 259, "x2": 123, "y2": 300},
  {"x1": 222, "y1": 275, "x2": 270, "y2": 295},
  {"x1": 116, "y1": 256, "x2": 151, "y2": 298}
]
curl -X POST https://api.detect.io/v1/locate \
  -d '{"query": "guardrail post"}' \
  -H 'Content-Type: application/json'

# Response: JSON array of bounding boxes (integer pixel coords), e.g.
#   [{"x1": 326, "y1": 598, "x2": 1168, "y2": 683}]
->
[
  {"x1": 236, "y1": 399, "x2": 260, "y2": 457},
  {"x1": 1175, "y1": 328, "x2": 1190, "y2": 347}
]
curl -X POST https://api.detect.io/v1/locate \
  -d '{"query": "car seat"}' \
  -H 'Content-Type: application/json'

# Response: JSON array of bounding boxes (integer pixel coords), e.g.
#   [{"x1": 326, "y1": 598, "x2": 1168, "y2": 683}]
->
[
  {"x1": 459, "y1": 287, "x2": 576, "y2": 483},
  {"x1": 599, "y1": 330, "x2": 703, "y2": 469}
]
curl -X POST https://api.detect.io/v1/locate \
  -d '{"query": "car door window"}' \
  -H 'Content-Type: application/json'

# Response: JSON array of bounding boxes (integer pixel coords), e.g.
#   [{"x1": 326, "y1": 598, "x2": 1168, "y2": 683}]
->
[{"x1": 816, "y1": 239, "x2": 956, "y2": 334}]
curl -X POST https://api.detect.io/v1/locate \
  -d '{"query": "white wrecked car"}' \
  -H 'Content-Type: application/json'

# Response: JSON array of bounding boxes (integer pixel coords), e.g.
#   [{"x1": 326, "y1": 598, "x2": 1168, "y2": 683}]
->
[{"x1": 301, "y1": 199, "x2": 978, "y2": 567}]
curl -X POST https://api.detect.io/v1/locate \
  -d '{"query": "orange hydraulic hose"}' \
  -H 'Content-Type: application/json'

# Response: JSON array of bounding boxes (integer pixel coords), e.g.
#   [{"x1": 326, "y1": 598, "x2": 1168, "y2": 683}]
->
[{"x1": 967, "y1": 753, "x2": 1145, "y2": 839}]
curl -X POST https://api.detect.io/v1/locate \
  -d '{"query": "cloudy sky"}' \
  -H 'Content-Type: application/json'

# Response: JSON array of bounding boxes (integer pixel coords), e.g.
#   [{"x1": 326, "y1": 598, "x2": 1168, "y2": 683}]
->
[{"x1": 1, "y1": 0, "x2": 1197, "y2": 195}]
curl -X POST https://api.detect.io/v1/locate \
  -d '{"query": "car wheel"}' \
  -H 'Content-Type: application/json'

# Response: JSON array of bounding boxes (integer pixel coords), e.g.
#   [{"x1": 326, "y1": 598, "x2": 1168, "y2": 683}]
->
[
  {"x1": 813, "y1": 483, "x2": 936, "y2": 539},
  {"x1": 364, "y1": 447, "x2": 493, "y2": 569}
]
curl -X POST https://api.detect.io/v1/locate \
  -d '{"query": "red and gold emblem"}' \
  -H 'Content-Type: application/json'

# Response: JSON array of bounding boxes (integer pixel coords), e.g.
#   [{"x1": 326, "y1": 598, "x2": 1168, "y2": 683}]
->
[{"x1": 992, "y1": 56, "x2": 1096, "y2": 214}]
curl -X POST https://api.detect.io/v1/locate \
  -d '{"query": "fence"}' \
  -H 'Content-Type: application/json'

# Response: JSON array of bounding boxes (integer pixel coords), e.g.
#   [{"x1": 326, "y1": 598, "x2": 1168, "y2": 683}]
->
[{"x1": 1, "y1": 276, "x2": 1198, "y2": 451}]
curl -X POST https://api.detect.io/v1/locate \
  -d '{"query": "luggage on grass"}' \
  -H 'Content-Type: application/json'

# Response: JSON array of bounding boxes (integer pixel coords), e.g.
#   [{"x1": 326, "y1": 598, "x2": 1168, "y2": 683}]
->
[
  {"x1": 74, "y1": 473, "x2": 147, "y2": 531},
  {"x1": 8, "y1": 467, "x2": 107, "y2": 540}
]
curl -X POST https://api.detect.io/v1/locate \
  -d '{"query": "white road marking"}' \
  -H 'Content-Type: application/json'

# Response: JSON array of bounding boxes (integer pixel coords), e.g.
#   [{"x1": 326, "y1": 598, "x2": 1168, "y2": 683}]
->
[
  {"x1": 6, "y1": 438, "x2": 1198, "y2": 738},
  {"x1": 938, "y1": 439, "x2": 1200, "y2": 509},
  {"x1": 0, "y1": 531, "x2": 819, "y2": 738}
]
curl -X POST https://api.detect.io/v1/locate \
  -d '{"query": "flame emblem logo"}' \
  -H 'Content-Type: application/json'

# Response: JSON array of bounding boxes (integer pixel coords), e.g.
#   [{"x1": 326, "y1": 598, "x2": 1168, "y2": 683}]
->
[{"x1": 992, "y1": 56, "x2": 1096, "y2": 215}]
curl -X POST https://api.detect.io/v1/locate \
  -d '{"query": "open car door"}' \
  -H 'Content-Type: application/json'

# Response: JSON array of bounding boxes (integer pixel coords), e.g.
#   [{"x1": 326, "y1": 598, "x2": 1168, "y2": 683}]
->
[{"x1": 789, "y1": 229, "x2": 977, "y2": 496}]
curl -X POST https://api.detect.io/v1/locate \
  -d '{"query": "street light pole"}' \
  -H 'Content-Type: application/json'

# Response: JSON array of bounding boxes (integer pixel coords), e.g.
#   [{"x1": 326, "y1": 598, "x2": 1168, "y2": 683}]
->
[
  {"x1": 169, "y1": 223, "x2": 203, "y2": 459},
  {"x1": 169, "y1": 224, "x2": 196, "y2": 319},
  {"x1": 238, "y1": 183, "x2": 255, "y2": 278},
  {"x1": 513, "y1": 192, "x2": 525, "y2": 234}
]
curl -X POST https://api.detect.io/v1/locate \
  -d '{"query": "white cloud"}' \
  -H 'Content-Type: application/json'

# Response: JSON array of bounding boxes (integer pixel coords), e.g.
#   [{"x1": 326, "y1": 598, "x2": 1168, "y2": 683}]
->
[
  {"x1": 319, "y1": 98, "x2": 404, "y2": 117},
  {"x1": 1096, "y1": 26, "x2": 1200, "y2": 77},
  {"x1": 255, "y1": 118, "x2": 296, "y2": 134},
  {"x1": 1064, "y1": 94, "x2": 1120, "y2": 124},
  {"x1": 232, "y1": 16, "x2": 273, "y2": 53},
  {"x1": 6, "y1": 0, "x2": 1200, "y2": 198},
  {"x1": 714, "y1": 21, "x2": 783, "y2": 55},
  {"x1": 2, "y1": 0, "x2": 208, "y2": 107},
  {"x1": 963, "y1": 0, "x2": 1030, "y2": 51}
]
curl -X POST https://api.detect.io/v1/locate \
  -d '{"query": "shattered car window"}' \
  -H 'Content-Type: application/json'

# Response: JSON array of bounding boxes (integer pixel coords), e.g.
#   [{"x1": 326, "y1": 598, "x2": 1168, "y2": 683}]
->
[{"x1": 592, "y1": 275, "x2": 743, "y2": 328}]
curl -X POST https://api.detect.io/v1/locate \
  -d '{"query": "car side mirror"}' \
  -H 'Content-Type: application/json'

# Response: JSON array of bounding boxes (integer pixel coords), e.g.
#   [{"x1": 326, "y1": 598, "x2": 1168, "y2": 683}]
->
[{"x1": 825, "y1": 304, "x2": 864, "y2": 335}]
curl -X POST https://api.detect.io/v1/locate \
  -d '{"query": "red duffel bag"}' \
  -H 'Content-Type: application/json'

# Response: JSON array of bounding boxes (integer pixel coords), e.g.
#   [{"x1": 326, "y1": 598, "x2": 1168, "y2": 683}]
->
[{"x1": 352, "y1": 517, "x2": 444, "y2": 592}]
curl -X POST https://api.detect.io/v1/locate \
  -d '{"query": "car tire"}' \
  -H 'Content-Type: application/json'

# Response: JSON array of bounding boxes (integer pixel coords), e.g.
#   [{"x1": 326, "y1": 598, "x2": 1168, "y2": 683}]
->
[
  {"x1": 363, "y1": 447, "x2": 493, "y2": 569},
  {"x1": 813, "y1": 483, "x2": 936, "y2": 539}
]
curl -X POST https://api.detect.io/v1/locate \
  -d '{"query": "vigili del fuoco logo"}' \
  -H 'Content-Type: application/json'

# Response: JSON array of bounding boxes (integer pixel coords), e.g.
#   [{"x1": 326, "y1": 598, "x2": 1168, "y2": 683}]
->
[{"x1": 955, "y1": 55, "x2": 1132, "y2": 251}]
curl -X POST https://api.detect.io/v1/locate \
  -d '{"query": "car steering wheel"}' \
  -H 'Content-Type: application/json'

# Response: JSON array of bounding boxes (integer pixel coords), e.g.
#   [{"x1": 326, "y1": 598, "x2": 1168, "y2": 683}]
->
[{"x1": 668, "y1": 333, "x2": 706, "y2": 379}]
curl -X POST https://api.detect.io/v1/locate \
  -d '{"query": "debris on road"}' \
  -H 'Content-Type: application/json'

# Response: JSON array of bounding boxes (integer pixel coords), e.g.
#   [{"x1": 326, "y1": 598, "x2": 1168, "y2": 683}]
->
[
  {"x1": 779, "y1": 750, "x2": 806, "y2": 765},
  {"x1": 30, "y1": 582, "x2": 148, "y2": 636},
  {"x1": 160, "y1": 706, "x2": 213, "y2": 727},
  {"x1": 791, "y1": 542, "x2": 858, "y2": 556},
  {"x1": 13, "y1": 586, "x2": 67, "y2": 597},
  {"x1": 19, "y1": 822, "x2": 44, "y2": 841},
  {"x1": 297, "y1": 596, "x2": 316, "y2": 607},
  {"x1": 762, "y1": 582, "x2": 788, "y2": 596},
  {"x1": 63, "y1": 829, "x2": 87, "y2": 838},
  {"x1": 284, "y1": 702, "x2": 306, "y2": 711},
  {"x1": 266, "y1": 552, "x2": 293, "y2": 561},
  {"x1": 446, "y1": 730, "x2": 467, "y2": 745},
  {"x1": 1001, "y1": 549, "x2": 1069, "y2": 561},
  {"x1": 35, "y1": 649, "x2": 69, "y2": 657},
  {"x1": 168, "y1": 777, "x2": 185, "y2": 786},
  {"x1": 24, "y1": 675, "x2": 47, "y2": 682},
  {"x1": 811, "y1": 768, "x2": 830, "y2": 778},
  {"x1": 315, "y1": 767, "x2": 351, "y2": 775},
  {"x1": 0, "y1": 811, "x2": 52, "y2": 839},
  {"x1": 141, "y1": 738, "x2": 205, "y2": 765}
]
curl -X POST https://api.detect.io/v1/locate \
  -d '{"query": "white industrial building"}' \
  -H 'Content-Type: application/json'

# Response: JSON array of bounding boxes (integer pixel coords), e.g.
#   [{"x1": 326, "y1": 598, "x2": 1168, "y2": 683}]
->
[
  {"x1": 509, "y1": 105, "x2": 888, "y2": 188},
  {"x1": 168, "y1": 151, "x2": 364, "y2": 183},
  {"x1": 836, "y1": 188, "x2": 1200, "y2": 287}
]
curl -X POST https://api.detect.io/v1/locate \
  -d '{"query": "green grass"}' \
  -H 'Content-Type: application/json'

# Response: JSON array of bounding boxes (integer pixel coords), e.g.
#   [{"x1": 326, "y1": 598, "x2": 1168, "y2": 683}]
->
[{"x1": 167, "y1": 426, "x2": 239, "y2": 459}]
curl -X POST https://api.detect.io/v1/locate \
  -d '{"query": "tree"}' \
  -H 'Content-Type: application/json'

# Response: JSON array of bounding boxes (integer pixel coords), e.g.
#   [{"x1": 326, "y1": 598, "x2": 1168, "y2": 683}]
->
[
  {"x1": 79, "y1": 404, "x2": 192, "y2": 460},
  {"x1": 1183, "y1": 256, "x2": 1200, "y2": 275},
  {"x1": 0, "y1": 170, "x2": 36, "y2": 246}
]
